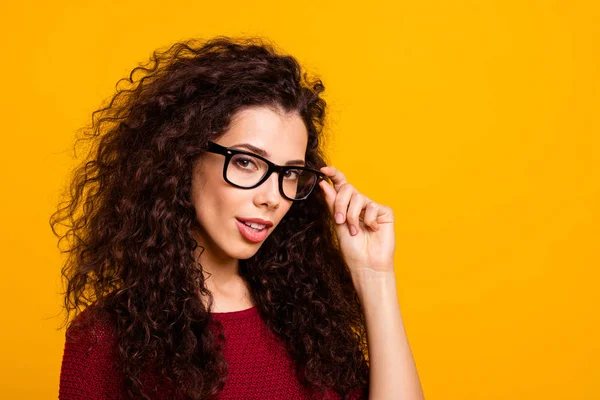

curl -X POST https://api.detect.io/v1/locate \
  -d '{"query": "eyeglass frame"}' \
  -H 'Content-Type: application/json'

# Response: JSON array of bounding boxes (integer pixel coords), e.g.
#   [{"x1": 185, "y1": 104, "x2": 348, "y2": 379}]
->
[{"x1": 205, "y1": 141, "x2": 328, "y2": 201}]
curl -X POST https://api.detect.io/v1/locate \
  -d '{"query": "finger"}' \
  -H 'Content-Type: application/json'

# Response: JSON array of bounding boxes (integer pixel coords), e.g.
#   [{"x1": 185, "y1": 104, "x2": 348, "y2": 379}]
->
[
  {"x1": 362, "y1": 201, "x2": 380, "y2": 231},
  {"x1": 319, "y1": 166, "x2": 348, "y2": 192},
  {"x1": 374, "y1": 204, "x2": 395, "y2": 224},
  {"x1": 333, "y1": 183, "x2": 356, "y2": 225},
  {"x1": 318, "y1": 179, "x2": 337, "y2": 216},
  {"x1": 346, "y1": 192, "x2": 367, "y2": 235}
]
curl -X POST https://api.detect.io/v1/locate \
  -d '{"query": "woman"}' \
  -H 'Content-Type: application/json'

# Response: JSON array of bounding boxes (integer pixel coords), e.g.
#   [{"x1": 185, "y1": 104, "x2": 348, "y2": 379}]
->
[{"x1": 52, "y1": 36, "x2": 424, "y2": 399}]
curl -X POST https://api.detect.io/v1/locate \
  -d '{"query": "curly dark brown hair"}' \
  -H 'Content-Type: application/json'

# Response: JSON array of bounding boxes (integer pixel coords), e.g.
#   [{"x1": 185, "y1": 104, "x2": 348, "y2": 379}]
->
[{"x1": 50, "y1": 35, "x2": 370, "y2": 400}]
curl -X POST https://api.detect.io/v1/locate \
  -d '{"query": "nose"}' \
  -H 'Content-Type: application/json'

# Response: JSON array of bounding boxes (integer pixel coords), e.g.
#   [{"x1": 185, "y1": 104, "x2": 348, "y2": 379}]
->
[{"x1": 254, "y1": 171, "x2": 282, "y2": 209}]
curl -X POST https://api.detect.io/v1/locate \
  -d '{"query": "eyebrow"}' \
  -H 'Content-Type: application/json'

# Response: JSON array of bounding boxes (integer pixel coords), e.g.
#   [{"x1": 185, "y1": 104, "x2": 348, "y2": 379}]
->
[{"x1": 230, "y1": 143, "x2": 306, "y2": 166}]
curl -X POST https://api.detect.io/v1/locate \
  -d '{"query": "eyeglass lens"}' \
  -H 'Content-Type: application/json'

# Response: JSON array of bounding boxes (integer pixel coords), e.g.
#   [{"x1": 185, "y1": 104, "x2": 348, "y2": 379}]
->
[{"x1": 226, "y1": 153, "x2": 317, "y2": 199}]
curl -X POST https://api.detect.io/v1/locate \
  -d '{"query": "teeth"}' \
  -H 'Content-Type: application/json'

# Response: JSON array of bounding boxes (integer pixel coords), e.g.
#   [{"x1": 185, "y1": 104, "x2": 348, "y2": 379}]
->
[{"x1": 243, "y1": 221, "x2": 266, "y2": 230}]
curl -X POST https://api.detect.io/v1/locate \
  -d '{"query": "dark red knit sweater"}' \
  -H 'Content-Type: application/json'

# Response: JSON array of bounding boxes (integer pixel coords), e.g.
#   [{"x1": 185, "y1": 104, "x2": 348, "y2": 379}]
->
[{"x1": 59, "y1": 305, "x2": 366, "y2": 399}]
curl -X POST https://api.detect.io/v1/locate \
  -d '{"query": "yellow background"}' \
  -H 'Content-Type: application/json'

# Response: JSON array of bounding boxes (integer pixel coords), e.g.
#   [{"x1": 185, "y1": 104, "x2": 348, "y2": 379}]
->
[{"x1": 1, "y1": 1, "x2": 598, "y2": 398}]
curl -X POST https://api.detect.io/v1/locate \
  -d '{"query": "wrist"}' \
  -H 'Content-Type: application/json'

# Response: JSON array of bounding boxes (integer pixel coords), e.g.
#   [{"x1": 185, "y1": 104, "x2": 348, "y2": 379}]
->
[{"x1": 350, "y1": 267, "x2": 397, "y2": 302}]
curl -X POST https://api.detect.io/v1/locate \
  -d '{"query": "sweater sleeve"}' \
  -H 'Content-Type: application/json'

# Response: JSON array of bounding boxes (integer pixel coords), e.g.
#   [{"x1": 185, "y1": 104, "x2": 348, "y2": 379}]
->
[{"x1": 58, "y1": 311, "x2": 124, "y2": 400}]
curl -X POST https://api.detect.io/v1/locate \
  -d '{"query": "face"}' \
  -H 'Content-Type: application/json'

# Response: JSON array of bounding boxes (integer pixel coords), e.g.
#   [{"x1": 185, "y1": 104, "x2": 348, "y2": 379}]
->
[{"x1": 190, "y1": 104, "x2": 309, "y2": 262}]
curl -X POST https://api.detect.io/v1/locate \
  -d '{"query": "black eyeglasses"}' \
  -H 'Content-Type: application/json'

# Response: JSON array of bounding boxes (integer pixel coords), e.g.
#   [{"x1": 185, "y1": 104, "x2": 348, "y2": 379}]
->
[{"x1": 206, "y1": 141, "x2": 327, "y2": 201}]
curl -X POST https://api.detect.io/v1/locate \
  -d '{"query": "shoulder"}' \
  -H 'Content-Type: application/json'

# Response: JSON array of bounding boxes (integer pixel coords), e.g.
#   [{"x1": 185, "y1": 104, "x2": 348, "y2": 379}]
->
[
  {"x1": 64, "y1": 305, "x2": 117, "y2": 347},
  {"x1": 62, "y1": 305, "x2": 119, "y2": 366},
  {"x1": 59, "y1": 305, "x2": 122, "y2": 399}
]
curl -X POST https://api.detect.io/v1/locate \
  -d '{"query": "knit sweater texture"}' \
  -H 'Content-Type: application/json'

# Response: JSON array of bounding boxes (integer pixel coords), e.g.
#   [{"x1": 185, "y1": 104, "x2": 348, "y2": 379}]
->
[{"x1": 59, "y1": 305, "x2": 367, "y2": 399}]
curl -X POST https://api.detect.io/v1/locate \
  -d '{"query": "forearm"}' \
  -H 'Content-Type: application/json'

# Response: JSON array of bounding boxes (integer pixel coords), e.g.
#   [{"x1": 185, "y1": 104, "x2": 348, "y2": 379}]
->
[{"x1": 352, "y1": 269, "x2": 425, "y2": 400}]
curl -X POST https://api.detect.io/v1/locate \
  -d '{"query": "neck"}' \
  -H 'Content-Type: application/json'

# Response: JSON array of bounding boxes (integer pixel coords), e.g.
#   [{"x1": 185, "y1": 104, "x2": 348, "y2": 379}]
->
[{"x1": 192, "y1": 230, "x2": 252, "y2": 310}]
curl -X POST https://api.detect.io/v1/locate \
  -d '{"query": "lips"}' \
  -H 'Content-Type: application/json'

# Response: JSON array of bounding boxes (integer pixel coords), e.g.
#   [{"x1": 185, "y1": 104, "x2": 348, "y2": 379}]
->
[
  {"x1": 235, "y1": 218, "x2": 270, "y2": 243},
  {"x1": 235, "y1": 217, "x2": 274, "y2": 228}
]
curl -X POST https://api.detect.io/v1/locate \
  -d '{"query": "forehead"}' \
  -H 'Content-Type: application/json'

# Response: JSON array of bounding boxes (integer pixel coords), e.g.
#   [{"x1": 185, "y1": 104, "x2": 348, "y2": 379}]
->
[{"x1": 218, "y1": 105, "x2": 308, "y2": 163}]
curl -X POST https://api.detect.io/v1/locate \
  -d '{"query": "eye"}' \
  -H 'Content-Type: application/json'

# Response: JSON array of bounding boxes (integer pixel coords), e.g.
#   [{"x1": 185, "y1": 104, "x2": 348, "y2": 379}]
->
[
  {"x1": 284, "y1": 169, "x2": 301, "y2": 179},
  {"x1": 234, "y1": 156, "x2": 258, "y2": 170}
]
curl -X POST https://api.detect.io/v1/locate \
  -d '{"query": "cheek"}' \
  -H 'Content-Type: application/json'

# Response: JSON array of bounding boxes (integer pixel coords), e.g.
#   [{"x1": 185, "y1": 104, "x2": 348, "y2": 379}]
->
[
  {"x1": 193, "y1": 183, "x2": 248, "y2": 230},
  {"x1": 192, "y1": 175, "x2": 225, "y2": 226},
  {"x1": 195, "y1": 189, "x2": 228, "y2": 225}
]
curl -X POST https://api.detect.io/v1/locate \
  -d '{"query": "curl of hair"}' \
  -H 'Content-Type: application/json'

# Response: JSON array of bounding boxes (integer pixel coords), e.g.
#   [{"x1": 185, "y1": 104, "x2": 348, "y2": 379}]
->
[{"x1": 50, "y1": 35, "x2": 369, "y2": 400}]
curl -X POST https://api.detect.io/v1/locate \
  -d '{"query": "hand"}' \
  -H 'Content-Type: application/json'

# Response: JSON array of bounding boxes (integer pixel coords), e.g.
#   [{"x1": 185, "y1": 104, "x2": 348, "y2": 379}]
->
[{"x1": 318, "y1": 166, "x2": 396, "y2": 275}]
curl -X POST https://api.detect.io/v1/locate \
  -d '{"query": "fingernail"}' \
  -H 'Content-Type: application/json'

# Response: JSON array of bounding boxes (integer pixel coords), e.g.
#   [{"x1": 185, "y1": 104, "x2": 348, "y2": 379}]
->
[
  {"x1": 335, "y1": 213, "x2": 344, "y2": 224},
  {"x1": 350, "y1": 225, "x2": 358, "y2": 236}
]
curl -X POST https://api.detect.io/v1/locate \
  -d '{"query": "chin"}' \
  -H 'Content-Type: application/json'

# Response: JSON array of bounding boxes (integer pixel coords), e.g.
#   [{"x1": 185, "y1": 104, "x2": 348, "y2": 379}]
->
[{"x1": 233, "y1": 244, "x2": 263, "y2": 260}]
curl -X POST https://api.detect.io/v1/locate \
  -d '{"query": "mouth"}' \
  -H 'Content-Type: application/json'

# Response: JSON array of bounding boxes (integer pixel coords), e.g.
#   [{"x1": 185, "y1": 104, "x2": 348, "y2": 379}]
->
[
  {"x1": 235, "y1": 218, "x2": 271, "y2": 243},
  {"x1": 236, "y1": 219, "x2": 269, "y2": 230}
]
